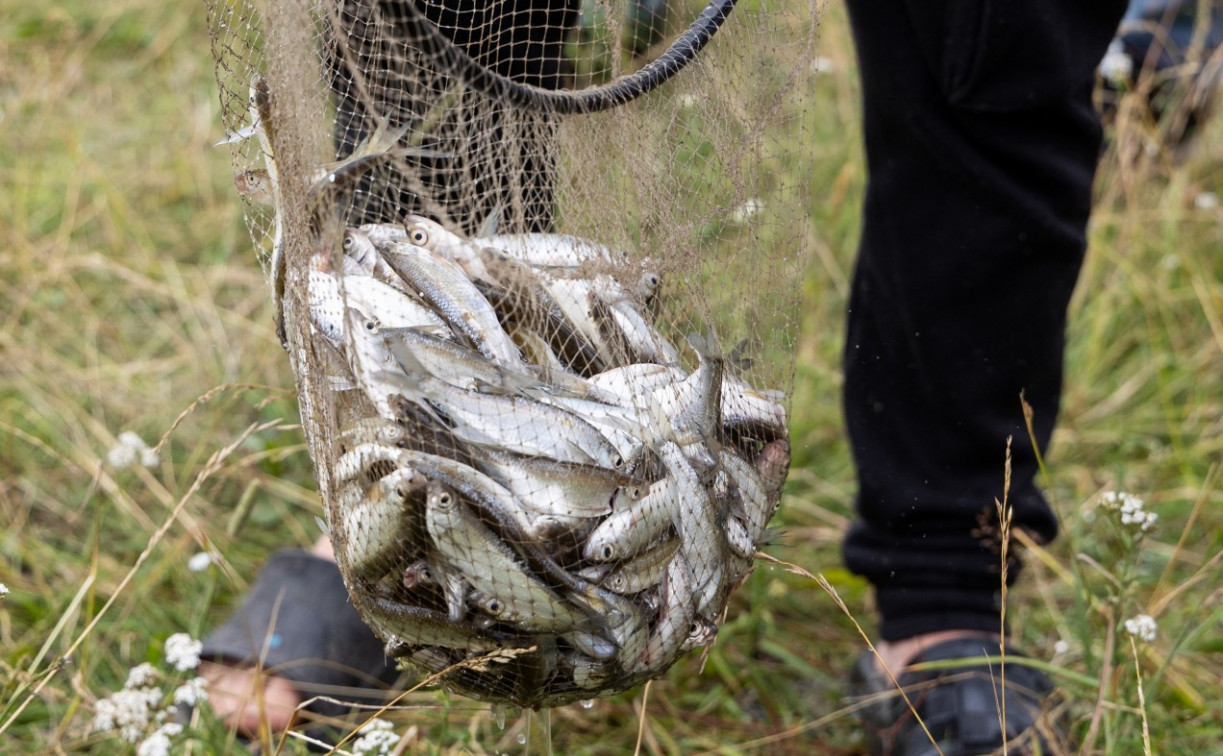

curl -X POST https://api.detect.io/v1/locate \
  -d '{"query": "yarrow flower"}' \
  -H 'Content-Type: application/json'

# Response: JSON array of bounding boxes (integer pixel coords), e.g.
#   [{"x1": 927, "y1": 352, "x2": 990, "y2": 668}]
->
[
  {"x1": 164, "y1": 633, "x2": 202, "y2": 672},
  {"x1": 1124, "y1": 613, "x2": 1158, "y2": 643},
  {"x1": 186, "y1": 551, "x2": 212, "y2": 572},
  {"x1": 1099, "y1": 491, "x2": 1157, "y2": 535},
  {"x1": 106, "y1": 431, "x2": 160, "y2": 470},
  {"x1": 172, "y1": 676, "x2": 209, "y2": 707},
  {"x1": 136, "y1": 722, "x2": 183, "y2": 756},
  {"x1": 351, "y1": 718, "x2": 402, "y2": 755},
  {"x1": 1099, "y1": 40, "x2": 1133, "y2": 85},
  {"x1": 94, "y1": 687, "x2": 162, "y2": 743},
  {"x1": 126, "y1": 663, "x2": 160, "y2": 689}
]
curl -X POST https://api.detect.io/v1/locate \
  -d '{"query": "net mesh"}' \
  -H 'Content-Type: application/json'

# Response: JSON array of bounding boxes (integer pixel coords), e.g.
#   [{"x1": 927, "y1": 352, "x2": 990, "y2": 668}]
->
[{"x1": 206, "y1": 0, "x2": 818, "y2": 707}]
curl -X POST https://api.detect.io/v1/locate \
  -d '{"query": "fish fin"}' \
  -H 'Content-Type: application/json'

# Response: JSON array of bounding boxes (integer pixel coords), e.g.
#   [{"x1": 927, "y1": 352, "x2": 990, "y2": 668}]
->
[
  {"x1": 476, "y1": 203, "x2": 503, "y2": 237},
  {"x1": 214, "y1": 124, "x2": 257, "y2": 146}
]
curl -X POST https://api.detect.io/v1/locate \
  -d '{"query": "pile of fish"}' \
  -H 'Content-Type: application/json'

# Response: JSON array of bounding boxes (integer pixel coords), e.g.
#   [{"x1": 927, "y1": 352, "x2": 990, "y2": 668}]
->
[{"x1": 304, "y1": 215, "x2": 790, "y2": 706}]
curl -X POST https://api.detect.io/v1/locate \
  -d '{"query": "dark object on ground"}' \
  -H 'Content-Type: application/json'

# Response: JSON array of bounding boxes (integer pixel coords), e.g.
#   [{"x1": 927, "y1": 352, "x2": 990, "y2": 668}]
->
[
  {"x1": 849, "y1": 638, "x2": 1058, "y2": 756},
  {"x1": 200, "y1": 549, "x2": 402, "y2": 738}
]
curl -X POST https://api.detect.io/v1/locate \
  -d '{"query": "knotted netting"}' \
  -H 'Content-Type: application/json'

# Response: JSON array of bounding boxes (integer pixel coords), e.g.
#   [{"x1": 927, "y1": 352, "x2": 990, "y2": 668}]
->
[{"x1": 206, "y1": 0, "x2": 818, "y2": 707}]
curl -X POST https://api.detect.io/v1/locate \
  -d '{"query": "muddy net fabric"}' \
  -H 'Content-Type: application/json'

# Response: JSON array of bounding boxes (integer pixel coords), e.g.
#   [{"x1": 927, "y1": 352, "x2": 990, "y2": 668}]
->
[{"x1": 207, "y1": 0, "x2": 818, "y2": 707}]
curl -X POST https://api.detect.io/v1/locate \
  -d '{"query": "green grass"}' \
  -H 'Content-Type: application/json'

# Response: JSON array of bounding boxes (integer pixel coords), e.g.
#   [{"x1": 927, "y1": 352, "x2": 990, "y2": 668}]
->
[{"x1": 1, "y1": 0, "x2": 1221, "y2": 754}]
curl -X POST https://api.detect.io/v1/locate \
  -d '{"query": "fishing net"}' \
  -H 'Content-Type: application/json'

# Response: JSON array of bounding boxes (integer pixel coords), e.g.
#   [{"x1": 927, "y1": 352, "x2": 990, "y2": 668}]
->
[{"x1": 206, "y1": 0, "x2": 818, "y2": 707}]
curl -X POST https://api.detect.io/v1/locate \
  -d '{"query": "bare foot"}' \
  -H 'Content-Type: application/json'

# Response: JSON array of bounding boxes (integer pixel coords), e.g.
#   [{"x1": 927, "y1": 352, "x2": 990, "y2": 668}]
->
[
  {"x1": 200, "y1": 537, "x2": 335, "y2": 736},
  {"x1": 873, "y1": 629, "x2": 999, "y2": 676}
]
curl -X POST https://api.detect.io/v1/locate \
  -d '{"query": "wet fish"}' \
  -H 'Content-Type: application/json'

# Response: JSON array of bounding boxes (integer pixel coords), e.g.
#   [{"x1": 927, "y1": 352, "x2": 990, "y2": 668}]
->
[
  {"x1": 248, "y1": 76, "x2": 287, "y2": 344},
  {"x1": 480, "y1": 233, "x2": 628, "y2": 270},
  {"x1": 658, "y1": 441, "x2": 724, "y2": 617},
  {"x1": 380, "y1": 241, "x2": 525, "y2": 369},
  {"x1": 365, "y1": 595, "x2": 519, "y2": 652},
  {"x1": 390, "y1": 371, "x2": 624, "y2": 469},
  {"x1": 597, "y1": 536, "x2": 680, "y2": 595},
  {"x1": 424, "y1": 481, "x2": 596, "y2": 633},
  {"x1": 635, "y1": 552, "x2": 696, "y2": 673},
  {"x1": 381, "y1": 325, "x2": 537, "y2": 394},
  {"x1": 338, "y1": 467, "x2": 425, "y2": 581},
  {"x1": 582, "y1": 476, "x2": 677, "y2": 563},
  {"x1": 473, "y1": 449, "x2": 639, "y2": 521}
]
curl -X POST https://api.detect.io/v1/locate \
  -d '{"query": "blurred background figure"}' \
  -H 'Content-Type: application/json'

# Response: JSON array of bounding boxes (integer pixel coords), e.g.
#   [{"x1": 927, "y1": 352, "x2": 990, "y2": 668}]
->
[{"x1": 1100, "y1": 0, "x2": 1223, "y2": 148}]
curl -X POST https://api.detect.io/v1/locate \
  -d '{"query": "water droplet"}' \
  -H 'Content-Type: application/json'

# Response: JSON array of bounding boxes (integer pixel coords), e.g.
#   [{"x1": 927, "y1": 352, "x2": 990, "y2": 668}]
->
[
  {"x1": 580, "y1": 699, "x2": 594, "y2": 709},
  {"x1": 516, "y1": 733, "x2": 527, "y2": 744},
  {"x1": 492, "y1": 704, "x2": 506, "y2": 730}
]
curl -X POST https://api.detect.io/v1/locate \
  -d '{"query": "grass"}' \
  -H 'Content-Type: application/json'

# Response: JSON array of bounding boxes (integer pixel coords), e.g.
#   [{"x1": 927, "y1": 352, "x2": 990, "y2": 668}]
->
[{"x1": 1, "y1": 0, "x2": 1221, "y2": 754}]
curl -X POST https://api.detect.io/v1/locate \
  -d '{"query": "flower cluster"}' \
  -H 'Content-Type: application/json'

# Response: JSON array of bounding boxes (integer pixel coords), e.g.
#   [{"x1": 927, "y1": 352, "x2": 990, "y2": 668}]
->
[
  {"x1": 106, "y1": 431, "x2": 160, "y2": 470},
  {"x1": 93, "y1": 633, "x2": 206, "y2": 751},
  {"x1": 135, "y1": 723, "x2": 183, "y2": 756},
  {"x1": 1099, "y1": 491, "x2": 1157, "y2": 535},
  {"x1": 1124, "y1": 613, "x2": 1158, "y2": 643},
  {"x1": 0, "y1": 582, "x2": 9, "y2": 598},
  {"x1": 1099, "y1": 39, "x2": 1133, "y2": 86},
  {"x1": 351, "y1": 718, "x2": 403, "y2": 755},
  {"x1": 164, "y1": 633, "x2": 203, "y2": 672},
  {"x1": 94, "y1": 685, "x2": 164, "y2": 743}
]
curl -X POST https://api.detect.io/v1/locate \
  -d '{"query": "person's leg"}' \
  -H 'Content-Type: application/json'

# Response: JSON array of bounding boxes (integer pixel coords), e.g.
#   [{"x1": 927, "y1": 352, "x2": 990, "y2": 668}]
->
[{"x1": 840, "y1": 0, "x2": 1127, "y2": 751}]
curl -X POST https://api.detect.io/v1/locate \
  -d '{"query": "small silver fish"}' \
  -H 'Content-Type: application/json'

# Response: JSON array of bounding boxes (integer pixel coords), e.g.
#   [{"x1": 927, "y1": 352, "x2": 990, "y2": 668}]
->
[
  {"x1": 424, "y1": 481, "x2": 596, "y2": 633},
  {"x1": 658, "y1": 441, "x2": 724, "y2": 617},
  {"x1": 634, "y1": 552, "x2": 696, "y2": 673},
  {"x1": 338, "y1": 467, "x2": 425, "y2": 581},
  {"x1": 583, "y1": 476, "x2": 678, "y2": 563},
  {"x1": 380, "y1": 241, "x2": 526, "y2": 369}
]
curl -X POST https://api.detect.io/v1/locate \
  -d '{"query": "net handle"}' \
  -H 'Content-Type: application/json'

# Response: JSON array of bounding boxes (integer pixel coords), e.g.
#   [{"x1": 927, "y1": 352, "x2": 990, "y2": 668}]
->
[{"x1": 402, "y1": 0, "x2": 740, "y2": 115}]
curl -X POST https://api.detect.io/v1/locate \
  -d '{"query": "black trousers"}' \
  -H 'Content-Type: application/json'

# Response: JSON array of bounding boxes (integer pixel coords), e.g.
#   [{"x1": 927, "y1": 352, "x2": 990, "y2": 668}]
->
[{"x1": 841, "y1": 1, "x2": 1128, "y2": 641}]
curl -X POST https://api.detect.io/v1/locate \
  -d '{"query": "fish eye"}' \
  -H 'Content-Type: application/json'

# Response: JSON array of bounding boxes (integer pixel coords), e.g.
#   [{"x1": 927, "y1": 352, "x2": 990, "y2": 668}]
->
[
  {"x1": 612, "y1": 455, "x2": 624, "y2": 469},
  {"x1": 438, "y1": 492, "x2": 452, "y2": 506},
  {"x1": 609, "y1": 575, "x2": 626, "y2": 591},
  {"x1": 486, "y1": 598, "x2": 504, "y2": 615},
  {"x1": 410, "y1": 228, "x2": 428, "y2": 246},
  {"x1": 363, "y1": 319, "x2": 378, "y2": 333},
  {"x1": 343, "y1": 234, "x2": 354, "y2": 249},
  {"x1": 599, "y1": 543, "x2": 615, "y2": 561}
]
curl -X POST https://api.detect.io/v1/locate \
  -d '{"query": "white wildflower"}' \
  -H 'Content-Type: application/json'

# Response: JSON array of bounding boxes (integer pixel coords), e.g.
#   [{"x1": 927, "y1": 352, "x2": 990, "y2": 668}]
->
[
  {"x1": 1099, "y1": 40, "x2": 1133, "y2": 85},
  {"x1": 164, "y1": 633, "x2": 202, "y2": 672},
  {"x1": 1100, "y1": 491, "x2": 1157, "y2": 534},
  {"x1": 94, "y1": 687, "x2": 162, "y2": 743},
  {"x1": 172, "y1": 676, "x2": 209, "y2": 707},
  {"x1": 1053, "y1": 639, "x2": 1070, "y2": 655},
  {"x1": 125, "y1": 663, "x2": 160, "y2": 689},
  {"x1": 351, "y1": 718, "x2": 401, "y2": 756},
  {"x1": 136, "y1": 723, "x2": 183, "y2": 756},
  {"x1": 1195, "y1": 191, "x2": 1219, "y2": 211},
  {"x1": 0, "y1": 583, "x2": 8, "y2": 597},
  {"x1": 730, "y1": 197, "x2": 765, "y2": 224},
  {"x1": 1124, "y1": 613, "x2": 1158, "y2": 643},
  {"x1": 106, "y1": 443, "x2": 139, "y2": 470},
  {"x1": 186, "y1": 551, "x2": 212, "y2": 572},
  {"x1": 107, "y1": 431, "x2": 158, "y2": 470}
]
